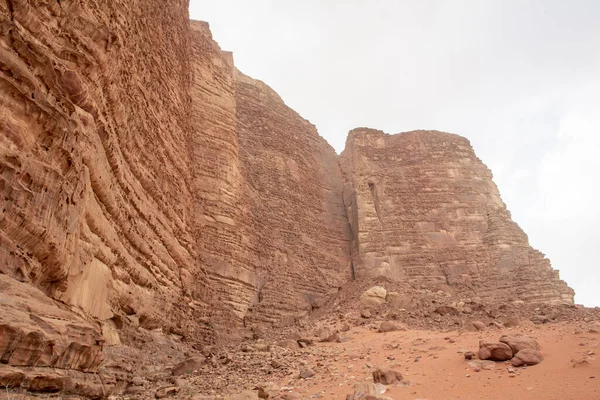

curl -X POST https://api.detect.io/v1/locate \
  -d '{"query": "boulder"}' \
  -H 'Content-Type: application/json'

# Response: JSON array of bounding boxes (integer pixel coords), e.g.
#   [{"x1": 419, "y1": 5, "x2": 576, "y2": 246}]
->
[
  {"x1": 472, "y1": 321, "x2": 486, "y2": 331},
  {"x1": 372, "y1": 368, "x2": 403, "y2": 384},
  {"x1": 322, "y1": 332, "x2": 341, "y2": 343},
  {"x1": 511, "y1": 348, "x2": 544, "y2": 367},
  {"x1": 172, "y1": 356, "x2": 206, "y2": 376},
  {"x1": 378, "y1": 321, "x2": 405, "y2": 333},
  {"x1": 360, "y1": 286, "x2": 387, "y2": 306},
  {"x1": 434, "y1": 305, "x2": 459, "y2": 316},
  {"x1": 478, "y1": 340, "x2": 513, "y2": 361},
  {"x1": 276, "y1": 340, "x2": 299, "y2": 350},
  {"x1": 155, "y1": 386, "x2": 180, "y2": 399},
  {"x1": 230, "y1": 391, "x2": 260, "y2": 400},
  {"x1": 346, "y1": 382, "x2": 387, "y2": 399},
  {"x1": 499, "y1": 335, "x2": 540, "y2": 355},
  {"x1": 257, "y1": 382, "x2": 280, "y2": 398},
  {"x1": 299, "y1": 368, "x2": 315, "y2": 379}
]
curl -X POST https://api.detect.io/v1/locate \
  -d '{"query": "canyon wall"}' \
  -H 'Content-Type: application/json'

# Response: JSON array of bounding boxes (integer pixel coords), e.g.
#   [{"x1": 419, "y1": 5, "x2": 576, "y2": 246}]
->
[
  {"x1": 0, "y1": 1, "x2": 574, "y2": 396},
  {"x1": 189, "y1": 21, "x2": 352, "y2": 327},
  {"x1": 340, "y1": 128, "x2": 574, "y2": 304},
  {"x1": 0, "y1": 0, "x2": 351, "y2": 358}
]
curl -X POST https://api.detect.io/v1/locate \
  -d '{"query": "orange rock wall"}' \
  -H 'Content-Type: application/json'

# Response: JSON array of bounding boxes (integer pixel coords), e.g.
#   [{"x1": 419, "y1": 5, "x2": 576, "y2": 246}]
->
[
  {"x1": 0, "y1": 2, "x2": 574, "y2": 393},
  {"x1": 0, "y1": 1, "x2": 352, "y2": 351},
  {"x1": 234, "y1": 70, "x2": 353, "y2": 324},
  {"x1": 340, "y1": 128, "x2": 574, "y2": 304}
]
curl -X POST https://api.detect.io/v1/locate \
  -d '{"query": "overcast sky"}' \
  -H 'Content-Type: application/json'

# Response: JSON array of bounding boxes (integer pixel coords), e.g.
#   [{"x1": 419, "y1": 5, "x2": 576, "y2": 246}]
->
[{"x1": 189, "y1": 0, "x2": 600, "y2": 306}]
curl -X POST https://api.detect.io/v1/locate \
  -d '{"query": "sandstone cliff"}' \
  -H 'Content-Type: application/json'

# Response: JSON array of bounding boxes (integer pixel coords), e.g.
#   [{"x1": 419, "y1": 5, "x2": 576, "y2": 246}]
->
[
  {"x1": 190, "y1": 21, "x2": 352, "y2": 328},
  {"x1": 0, "y1": 1, "x2": 574, "y2": 397},
  {"x1": 1, "y1": 0, "x2": 351, "y2": 360},
  {"x1": 340, "y1": 128, "x2": 574, "y2": 304}
]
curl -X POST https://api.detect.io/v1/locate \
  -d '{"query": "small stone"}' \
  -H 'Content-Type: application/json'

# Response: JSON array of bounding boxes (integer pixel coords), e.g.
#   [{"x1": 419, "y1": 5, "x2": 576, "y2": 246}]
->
[
  {"x1": 472, "y1": 321, "x2": 486, "y2": 331},
  {"x1": 434, "y1": 305, "x2": 459, "y2": 316},
  {"x1": 257, "y1": 382, "x2": 280, "y2": 399},
  {"x1": 155, "y1": 386, "x2": 180, "y2": 399},
  {"x1": 299, "y1": 368, "x2": 316, "y2": 379},
  {"x1": 378, "y1": 321, "x2": 405, "y2": 333},
  {"x1": 172, "y1": 356, "x2": 206, "y2": 376}
]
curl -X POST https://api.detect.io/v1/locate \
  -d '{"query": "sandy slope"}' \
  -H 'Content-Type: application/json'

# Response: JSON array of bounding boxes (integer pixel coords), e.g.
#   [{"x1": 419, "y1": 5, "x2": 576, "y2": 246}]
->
[{"x1": 285, "y1": 322, "x2": 599, "y2": 400}]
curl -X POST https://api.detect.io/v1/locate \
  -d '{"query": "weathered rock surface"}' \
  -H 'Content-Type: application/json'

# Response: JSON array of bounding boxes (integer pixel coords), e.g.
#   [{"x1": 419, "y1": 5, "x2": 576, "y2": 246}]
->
[
  {"x1": 511, "y1": 348, "x2": 544, "y2": 366},
  {"x1": 372, "y1": 368, "x2": 403, "y2": 384},
  {"x1": 0, "y1": 2, "x2": 351, "y2": 396},
  {"x1": 190, "y1": 22, "x2": 352, "y2": 328},
  {"x1": 499, "y1": 335, "x2": 540, "y2": 355},
  {"x1": 360, "y1": 286, "x2": 388, "y2": 306},
  {"x1": 478, "y1": 340, "x2": 513, "y2": 361},
  {"x1": 378, "y1": 321, "x2": 405, "y2": 333},
  {"x1": 340, "y1": 128, "x2": 574, "y2": 304}
]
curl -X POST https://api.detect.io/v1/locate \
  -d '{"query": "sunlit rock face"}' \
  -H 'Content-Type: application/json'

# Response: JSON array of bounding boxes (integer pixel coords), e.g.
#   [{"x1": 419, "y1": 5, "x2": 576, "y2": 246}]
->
[{"x1": 340, "y1": 128, "x2": 574, "y2": 304}]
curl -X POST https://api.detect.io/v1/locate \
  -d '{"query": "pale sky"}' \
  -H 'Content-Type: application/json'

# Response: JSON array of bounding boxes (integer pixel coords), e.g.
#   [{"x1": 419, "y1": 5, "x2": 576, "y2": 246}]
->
[{"x1": 189, "y1": 0, "x2": 600, "y2": 306}]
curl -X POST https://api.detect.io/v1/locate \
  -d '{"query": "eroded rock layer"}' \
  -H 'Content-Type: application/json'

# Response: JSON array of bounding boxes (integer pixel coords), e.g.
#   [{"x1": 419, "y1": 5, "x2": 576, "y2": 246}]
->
[
  {"x1": 340, "y1": 128, "x2": 574, "y2": 304},
  {"x1": 0, "y1": 1, "x2": 575, "y2": 397},
  {"x1": 234, "y1": 70, "x2": 352, "y2": 324},
  {"x1": 0, "y1": 0, "x2": 351, "y2": 363},
  {"x1": 189, "y1": 23, "x2": 353, "y2": 327}
]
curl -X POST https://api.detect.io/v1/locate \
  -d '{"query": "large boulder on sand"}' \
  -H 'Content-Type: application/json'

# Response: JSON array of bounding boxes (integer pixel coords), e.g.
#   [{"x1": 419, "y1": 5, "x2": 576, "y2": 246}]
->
[
  {"x1": 499, "y1": 335, "x2": 540, "y2": 355},
  {"x1": 372, "y1": 368, "x2": 403, "y2": 385},
  {"x1": 478, "y1": 340, "x2": 513, "y2": 361},
  {"x1": 511, "y1": 348, "x2": 544, "y2": 366},
  {"x1": 378, "y1": 321, "x2": 405, "y2": 333},
  {"x1": 360, "y1": 286, "x2": 387, "y2": 306}
]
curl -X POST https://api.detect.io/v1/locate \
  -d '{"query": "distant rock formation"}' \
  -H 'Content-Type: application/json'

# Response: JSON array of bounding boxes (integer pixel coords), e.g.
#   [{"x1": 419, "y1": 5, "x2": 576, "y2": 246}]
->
[{"x1": 340, "y1": 128, "x2": 574, "y2": 304}]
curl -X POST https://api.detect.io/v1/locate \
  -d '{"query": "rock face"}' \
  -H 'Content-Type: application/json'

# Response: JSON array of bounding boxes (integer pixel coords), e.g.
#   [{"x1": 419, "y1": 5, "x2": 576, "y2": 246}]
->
[
  {"x1": 0, "y1": 2, "x2": 351, "y2": 395},
  {"x1": 0, "y1": 1, "x2": 575, "y2": 397},
  {"x1": 189, "y1": 22, "x2": 352, "y2": 326},
  {"x1": 340, "y1": 128, "x2": 574, "y2": 304}
]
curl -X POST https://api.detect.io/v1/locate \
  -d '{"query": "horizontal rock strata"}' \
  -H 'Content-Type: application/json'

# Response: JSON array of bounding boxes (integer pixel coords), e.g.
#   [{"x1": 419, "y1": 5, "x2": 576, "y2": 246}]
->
[
  {"x1": 0, "y1": 1, "x2": 574, "y2": 397},
  {"x1": 340, "y1": 128, "x2": 574, "y2": 303}
]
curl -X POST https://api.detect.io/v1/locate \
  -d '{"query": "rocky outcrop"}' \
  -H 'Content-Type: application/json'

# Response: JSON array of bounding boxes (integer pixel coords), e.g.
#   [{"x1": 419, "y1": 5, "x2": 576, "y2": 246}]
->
[{"x1": 340, "y1": 128, "x2": 574, "y2": 304}]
